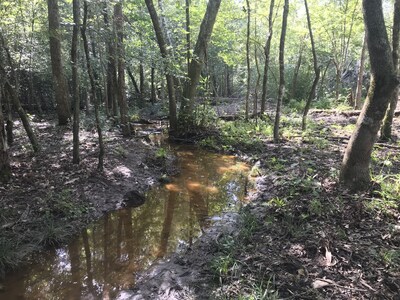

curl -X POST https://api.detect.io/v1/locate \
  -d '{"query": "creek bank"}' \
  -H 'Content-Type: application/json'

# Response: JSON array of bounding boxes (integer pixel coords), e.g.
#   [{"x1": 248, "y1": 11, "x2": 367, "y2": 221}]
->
[
  {"x1": 118, "y1": 113, "x2": 400, "y2": 299},
  {"x1": 0, "y1": 117, "x2": 177, "y2": 277}
]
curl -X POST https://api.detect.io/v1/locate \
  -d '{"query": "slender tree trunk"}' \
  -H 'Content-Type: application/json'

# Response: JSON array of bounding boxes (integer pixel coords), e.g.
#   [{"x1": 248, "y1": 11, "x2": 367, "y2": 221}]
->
[
  {"x1": 47, "y1": 0, "x2": 71, "y2": 125},
  {"x1": 180, "y1": 0, "x2": 222, "y2": 120},
  {"x1": 317, "y1": 60, "x2": 331, "y2": 100},
  {"x1": 29, "y1": 15, "x2": 43, "y2": 116},
  {"x1": 145, "y1": 0, "x2": 178, "y2": 133},
  {"x1": 103, "y1": 1, "x2": 116, "y2": 117},
  {"x1": 127, "y1": 66, "x2": 140, "y2": 94},
  {"x1": 186, "y1": 0, "x2": 191, "y2": 74},
  {"x1": 0, "y1": 36, "x2": 40, "y2": 153},
  {"x1": 302, "y1": 0, "x2": 321, "y2": 131},
  {"x1": 139, "y1": 63, "x2": 145, "y2": 100},
  {"x1": 114, "y1": 1, "x2": 130, "y2": 137},
  {"x1": 82, "y1": 0, "x2": 104, "y2": 170},
  {"x1": 245, "y1": 0, "x2": 251, "y2": 121},
  {"x1": 5, "y1": 82, "x2": 40, "y2": 153},
  {"x1": 0, "y1": 84, "x2": 11, "y2": 183},
  {"x1": 290, "y1": 40, "x2": 305, "y2": 99},
  {"x1": 261, "y1": 0, "x2": 275, "y2": 114},
  {"x1": 354, "y1": 33, "x2": 367, "y2": 109},
  {"x1": 4, "y1": 93, "x2": 13, "y2": 146},
  {"x1": 273, "y1": 0, "x2": 289, "y2": 142},
  {"x1": 340, "y1": 0, "x2": 398, "y2": 190},
  {"x1": 72, "y1": 0, "x2": 81, "y2": 164},
  {"x1": 380, "y1": 0, "x2": 400, "y2": 141},
  {"x1": 151, "y1": 66, "x2": 156, "y2": 104}
]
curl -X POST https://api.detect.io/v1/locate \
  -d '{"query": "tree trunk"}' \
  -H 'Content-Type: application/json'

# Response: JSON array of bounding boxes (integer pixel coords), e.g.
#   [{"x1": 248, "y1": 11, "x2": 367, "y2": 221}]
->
[
  {"x1": 103, "y1": 1, "x2": 117, "y2": 117},
  {"x1": 114, "y1": 1, "x2": 130, "y2": 137},
  {"x1": 145, "y1": 0, "x2": 178, "y2": 133},
  {"x1": 290, "y1": 40, "x2": 304, "y2": 100},
  {"x1": 139, "y1": 63, "x2": 145, "y2": 100},
  {"x1": 47, "y1": 0, "x2": 71, "y2": 125},
  {"x1": 0, "y1": 84, "x2": 11, "y2": 183},
  {"x1": 127, "y1": 66, "x2": 140, "y2": 94},
  {"x1": 302, "y1": 0, "x2": 321, "y2": 131},
  {"x1": 354, "y1": 33, "x2": 367, "y2": 110},
  {"x1": 180, "y1": 0, "x2": 222, "y2": 120},
  {"x1": 273, "y1": 0, "x2": 289, "y2": 142},
  {"x1": 72, "y1": 0, "x2": 81, "y2": 164},
  {"x1": 82, "y1": 0, "x2": 104, "y2": 170},
  {"x1": 151, "y1": 66, "x2": 156, "y2": 104},
  {"x1": 245, "y1": 0, "x2": 251, "y2": 121},
  {"x1": 380, "y1": 0, "x2": 400, "y2": 141},
  {"x1": 340, "y1": 0, "x2": 399, "y2": 190},
  {"x1": 260, "y1": 0, "x2": 275, "y2": 114},
  {"x1": 185, "y1": 0, "x2": 191, "y2": 74},
  {"x1": 5, "y1": 82, "x2": 40, "y2": 153}
]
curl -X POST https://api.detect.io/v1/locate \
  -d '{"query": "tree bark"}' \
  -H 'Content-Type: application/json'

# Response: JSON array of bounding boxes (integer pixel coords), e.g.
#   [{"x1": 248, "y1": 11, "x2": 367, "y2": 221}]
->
[
  {"x1": 180, "y1": 0, "x2": 222, "y2": 120},
  {"x1": 354, "y1": 33, "x2": 367, "y2": 110},
  {"x1": 290, "y1": 40, "x2": 305, "y2": 99},
  {"x1": 273, "y1": 0, "x2": 289, "y2": 142},
  {"x1": 0, "y1": 84, "x2": 11, "y2": 183},
  {"x1": 47, "y1": 0, "x2": 71, "y2": 125},
  {"x1": 302, "y1": 0, "x2": 321, "y2": 131},
  {"x1": 340, "y1": 0, "x2": 399, "y2": 190},
  {"x1": 127, "y1": 66, "x2": 140, "y2": 94},
  {"x1": 103, "y1": 1, "x2": 117, "y2": 117},
  {"x1": 380, "y1": 0, "x2": 400, "y2": 141},
  {"x1": 82, "y1": 0, "x2": 104, "y2": 170},
  {"x1": 245, "y1": 0, "x2": 251, "y2": 121},
  {"x1": 145, "y1": 0, "x2": 178, "y2": 133},
  {"x1": 260, "y1": 0, "x2": 275, "y2": 114},
  {"x1": 4, "y1": 82, "x2": 40, "y2": 153},
  {"x1": 114, "y1": 1, "x2": 130, "y2": 137},
  {"x1": 72, "y1": 0, "x2": 81, "y2": 164}
]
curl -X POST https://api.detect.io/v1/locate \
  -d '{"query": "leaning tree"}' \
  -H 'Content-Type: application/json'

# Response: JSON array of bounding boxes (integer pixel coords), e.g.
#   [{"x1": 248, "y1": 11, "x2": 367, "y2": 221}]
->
[{"x1": 340, "y1": 0, "x2": 399, "y2": 190}]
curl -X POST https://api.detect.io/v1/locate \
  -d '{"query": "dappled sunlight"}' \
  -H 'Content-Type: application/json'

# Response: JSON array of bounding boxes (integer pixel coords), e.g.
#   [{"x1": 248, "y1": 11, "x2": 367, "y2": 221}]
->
[
  {"x1": 112, "y1": 165, "x2": 132, "y2": 178},
  {"x1": 165, "y1": 183, "x2": 181, "y2": 192},
  {"x1": 1, "y1": 145, "x2": 249, "y2": 299}
]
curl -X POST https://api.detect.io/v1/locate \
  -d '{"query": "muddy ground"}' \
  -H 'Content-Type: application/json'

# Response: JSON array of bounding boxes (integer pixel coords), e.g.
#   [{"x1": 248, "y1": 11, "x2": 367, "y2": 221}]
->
[
  {"x1": 117, "y1": 112, "x2": 400, "y2": 300},
  {"x1": 0, "y1": 117, "x2": 177, "y2": 278},
  {"x1": 1, "y1": 110, "x2": 400, "y2": 299}
]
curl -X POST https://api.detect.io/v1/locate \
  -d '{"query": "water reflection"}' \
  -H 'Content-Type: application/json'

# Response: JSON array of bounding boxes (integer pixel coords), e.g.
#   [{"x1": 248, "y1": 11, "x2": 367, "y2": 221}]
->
[{"x1": 0, "y1": 146, "x2": 249, "y2": 299}]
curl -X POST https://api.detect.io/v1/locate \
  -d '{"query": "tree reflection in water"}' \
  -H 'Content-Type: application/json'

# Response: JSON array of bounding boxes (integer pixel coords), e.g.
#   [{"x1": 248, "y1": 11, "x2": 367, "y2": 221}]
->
[{"x1": 0, "y1": 146, "x2": 249, "y2": 299}]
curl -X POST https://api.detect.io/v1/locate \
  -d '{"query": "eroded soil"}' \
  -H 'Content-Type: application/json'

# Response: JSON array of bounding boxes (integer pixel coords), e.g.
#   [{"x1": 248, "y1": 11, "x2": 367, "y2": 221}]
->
[
  {"x1": 1, "y1": 111, "x2": 400, "y2": 300},
  {"x1": 118, "y1": 112, "x2": 400, "y2": 300}
]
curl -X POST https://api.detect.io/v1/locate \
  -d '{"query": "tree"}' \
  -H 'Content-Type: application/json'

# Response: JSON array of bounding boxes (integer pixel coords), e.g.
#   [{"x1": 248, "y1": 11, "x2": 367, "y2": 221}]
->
[
  {"x1": 340, "y1": 0, "x2": 399, "y2": 190},
  {"x1": 0, "y1": 84, "x2": 11, "y2": 183},
  {"x1": 180, "y1": 0, "x2": 222, "y2": 122},
  {"x1": 145, "y1": 0, "x2": 178, "y2": 133},
  {"x1": 115, "y1": 1, "x2": 130, "y2": 137},
  {"x1": 47, "y1": 0, "x2": 71, "y2": 125},
  {"x1": 380, "y1": 0, "x2": 400, "y2": 141},
  {"x1": 82, "y1": 0, "x2": 104, "y2": 170},
  {"x1": 301, "y1": 0, "x2": 321, "y2": 131},
  {"x1": 354, "y1": 33, "x2": 367, "y2": 110},
  {"x1": 72, "y1": 0, "x2": 81, "y2": 164},
  {"x1": 273, "y1": 0, "x2": 289, "y2": 142},
  {"x1": 245, "y1": 0, "x2": 251, "y2": 121},
  {"x1": 260, "y1": 0, "x2": 275, "y2": 115}
]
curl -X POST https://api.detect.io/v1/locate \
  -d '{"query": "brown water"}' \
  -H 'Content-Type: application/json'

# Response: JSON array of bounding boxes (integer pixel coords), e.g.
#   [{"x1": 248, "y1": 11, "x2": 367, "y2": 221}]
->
[{"x1": 0, "y1": 146, "x2": 249, "y2": 300}]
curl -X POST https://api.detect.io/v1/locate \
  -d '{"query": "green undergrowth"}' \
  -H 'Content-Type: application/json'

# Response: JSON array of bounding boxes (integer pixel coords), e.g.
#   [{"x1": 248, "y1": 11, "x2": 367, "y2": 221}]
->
[
  {"x1": 211, "y1": 209, "x2": 279, "y2": 299},
  {"x1": 202, "y1": 114, "x2": 400, "y2": 298}
]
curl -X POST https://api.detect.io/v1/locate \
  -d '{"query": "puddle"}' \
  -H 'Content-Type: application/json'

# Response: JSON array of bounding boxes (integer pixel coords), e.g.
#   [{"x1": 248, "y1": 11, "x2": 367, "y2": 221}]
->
[{"x1": 0, "y1": 145, "x2": 249, "y2": 299}]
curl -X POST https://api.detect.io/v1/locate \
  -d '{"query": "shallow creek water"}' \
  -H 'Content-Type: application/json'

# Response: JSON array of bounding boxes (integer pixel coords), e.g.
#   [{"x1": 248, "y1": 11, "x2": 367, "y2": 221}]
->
[{"x1": 1, "y1": 144, "x2": 249, "y2": 299}]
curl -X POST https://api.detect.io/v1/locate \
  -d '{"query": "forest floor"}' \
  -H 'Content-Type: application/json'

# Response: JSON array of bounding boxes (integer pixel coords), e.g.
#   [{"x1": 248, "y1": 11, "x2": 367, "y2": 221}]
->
[
  {"x1": 1, "y1": 109, "x2": 400, "y2": 299},
  {"x1": 119, "y1": 111, "x2": 400, "y2": 300},
  {"x1": 0, "y1": 116, "x2": 178, "y2": 278}
]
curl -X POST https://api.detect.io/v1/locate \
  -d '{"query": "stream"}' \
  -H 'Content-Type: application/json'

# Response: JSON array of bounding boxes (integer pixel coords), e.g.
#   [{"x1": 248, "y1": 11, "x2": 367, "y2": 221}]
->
[{"x1": 0, "y1": 144, "x2": 249, "y2": 299}]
